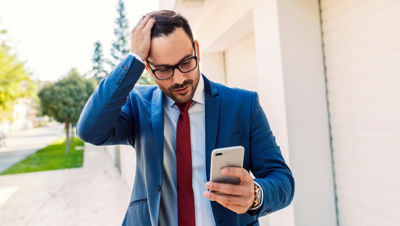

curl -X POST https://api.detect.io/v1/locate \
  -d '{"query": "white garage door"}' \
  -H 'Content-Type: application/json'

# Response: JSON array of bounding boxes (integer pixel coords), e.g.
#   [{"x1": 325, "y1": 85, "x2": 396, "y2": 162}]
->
[
  {"x1": 224, "y1": 32, "x2": 258, "y2": 91},
  {"x1": 320, "y1": 0, "x2": 400, "y2": 225}
]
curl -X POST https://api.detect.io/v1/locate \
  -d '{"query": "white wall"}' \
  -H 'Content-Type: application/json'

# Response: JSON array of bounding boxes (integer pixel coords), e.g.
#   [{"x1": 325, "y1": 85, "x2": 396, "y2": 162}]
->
[
  {"x1": 321, "y1": 0, "x2": 400, "y2": 225},
  {"x1": 104, "y1": 145, "x2": 136, "y2": 190},
  {"x1": 118, "y1": 145, "x2": 136, "y2": 190},
  {"x1": 253, "y1": 1, "x2": 337, "y2": 226},
  {"x1": 199, "y1": 51, "x2": 225, "y2": 84},
  {"x1": 224, "y1": 32, "x2": 258, "y2": 91}
]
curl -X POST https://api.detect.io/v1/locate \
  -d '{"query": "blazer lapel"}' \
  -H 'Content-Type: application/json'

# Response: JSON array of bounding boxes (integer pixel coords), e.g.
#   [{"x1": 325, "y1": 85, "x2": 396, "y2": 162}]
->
[
  {"x1": 204, "y1": 75, "x2": 237, "y2": 225},
  {"x1": 151, "y1": 88, "x2": 164, "y2": 168},
  {"x1": 203, "y1": 75, "x2": 220, "y2": 181},
  {"x1": 150, "y1": 87, "x2": 164, "y2": 225}
]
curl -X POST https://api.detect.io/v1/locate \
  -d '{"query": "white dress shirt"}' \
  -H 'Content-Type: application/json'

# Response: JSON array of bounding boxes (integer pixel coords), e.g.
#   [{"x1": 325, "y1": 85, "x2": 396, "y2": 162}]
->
[{"x1": 159, "y1": 75, "x2": 215, "y2": 226}]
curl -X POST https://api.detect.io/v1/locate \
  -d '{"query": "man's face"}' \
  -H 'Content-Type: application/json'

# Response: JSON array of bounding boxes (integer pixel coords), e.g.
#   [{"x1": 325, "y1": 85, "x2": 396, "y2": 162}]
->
[{"x1": 146, "y1": 27, "x2": 200, "y2": 104}]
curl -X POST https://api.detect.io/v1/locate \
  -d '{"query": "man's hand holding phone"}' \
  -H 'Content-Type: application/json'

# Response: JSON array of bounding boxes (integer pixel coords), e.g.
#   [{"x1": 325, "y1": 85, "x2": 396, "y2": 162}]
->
[
  {"x1": 203, "y1": 146, "x2": 255, "y2": 214},
  {"x1": 204, "y1": 167, "x2": 255, "y2": 214}
]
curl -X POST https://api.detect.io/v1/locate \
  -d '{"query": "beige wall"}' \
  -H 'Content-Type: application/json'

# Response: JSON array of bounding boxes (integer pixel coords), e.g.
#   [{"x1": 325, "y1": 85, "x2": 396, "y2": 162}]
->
[
  {"x1": 321, "y1": 0, "x2": 400, "y2": 225},
  {"x1": 253, "y1": 1, "x2": 336, "y2": 225}
]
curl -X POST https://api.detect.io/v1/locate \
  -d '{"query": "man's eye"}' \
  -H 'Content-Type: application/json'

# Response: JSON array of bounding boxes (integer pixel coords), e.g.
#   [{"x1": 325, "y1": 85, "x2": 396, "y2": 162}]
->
[
  {"x1": 181, "y1": 61, "x2": 190, "y2": 66},
  {"x1": 181, "y1": 59, "x2": 192, "y2": 66},
  {"x1": 157, "y1": 67, "x2": 170, "y2": 72}
]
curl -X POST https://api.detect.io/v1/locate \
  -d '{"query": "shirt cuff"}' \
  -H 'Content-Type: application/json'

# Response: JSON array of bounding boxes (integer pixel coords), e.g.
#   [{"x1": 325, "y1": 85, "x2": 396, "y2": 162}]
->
[
  {"x1": 249, "y1": 180, "x2": 264, "y2": 211},
  {"x1": 129, "y1": 52, "x2": 144, "y2": 63}
]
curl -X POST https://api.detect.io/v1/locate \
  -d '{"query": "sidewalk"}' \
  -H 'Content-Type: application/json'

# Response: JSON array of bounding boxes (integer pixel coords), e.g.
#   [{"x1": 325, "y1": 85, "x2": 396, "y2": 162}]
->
[
  {"x1": 0, "y1": 123, "x2": 64, "y2": 173},
  {"x1": 0, "y1": 143, "x2": 130, "y2": 226}
]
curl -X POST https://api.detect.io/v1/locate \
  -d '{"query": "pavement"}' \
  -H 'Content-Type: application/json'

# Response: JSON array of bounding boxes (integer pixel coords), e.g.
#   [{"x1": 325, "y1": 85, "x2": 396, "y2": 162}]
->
[
  {"x1": 0, "y1": 143, "x2": 131, "y2": 226},
  {"x1": 0, "y1": 123, "x2": 64, "y2": 173}
]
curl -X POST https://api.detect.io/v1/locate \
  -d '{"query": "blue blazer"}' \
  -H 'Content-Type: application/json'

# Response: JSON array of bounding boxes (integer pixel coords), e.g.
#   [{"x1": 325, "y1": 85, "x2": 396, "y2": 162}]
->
[{"x1": 77, "y1": 55, "x2": 294, "y2": 226}]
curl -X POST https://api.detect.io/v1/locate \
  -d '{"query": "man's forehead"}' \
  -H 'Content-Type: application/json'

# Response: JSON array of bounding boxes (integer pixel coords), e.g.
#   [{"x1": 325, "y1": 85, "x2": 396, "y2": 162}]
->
[{"x1": 148, "y1": 28, "x2": 194, "y2": 65}]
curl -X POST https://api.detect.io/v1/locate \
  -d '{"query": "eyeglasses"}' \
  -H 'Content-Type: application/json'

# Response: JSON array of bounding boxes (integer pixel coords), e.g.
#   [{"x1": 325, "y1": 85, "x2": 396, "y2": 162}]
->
[{"x1": 146, "y1": 46, "x2": 198, "y2": 80}]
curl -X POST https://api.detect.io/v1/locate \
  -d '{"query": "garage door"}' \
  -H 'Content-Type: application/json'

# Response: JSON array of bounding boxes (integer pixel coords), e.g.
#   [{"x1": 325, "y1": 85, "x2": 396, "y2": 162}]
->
[
  {"x1": 320, "y1": 0, "x2": 400, "y2": 225},
  {"x1": 224, "y1": 32, "x2": 258, "y2": 91}
]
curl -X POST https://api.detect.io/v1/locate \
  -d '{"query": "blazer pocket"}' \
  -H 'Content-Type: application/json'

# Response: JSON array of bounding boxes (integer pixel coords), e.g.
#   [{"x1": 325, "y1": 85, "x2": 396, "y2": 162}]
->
[
  {"x1": 123, "y1": 199, "x2": 151, "y2": 226},
  {"x1": 129, "y1": 198, "x2": 147, "y2": 207}
]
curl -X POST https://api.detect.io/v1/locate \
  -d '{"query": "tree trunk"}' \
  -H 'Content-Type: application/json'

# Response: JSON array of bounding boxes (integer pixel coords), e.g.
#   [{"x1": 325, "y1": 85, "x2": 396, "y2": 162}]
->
[
  {"x1": 71, "y1": 124, "x2": 75, "y2": 141},
  {"x1": 65, "y1": 122, "x2": 70, "y2": 154}
]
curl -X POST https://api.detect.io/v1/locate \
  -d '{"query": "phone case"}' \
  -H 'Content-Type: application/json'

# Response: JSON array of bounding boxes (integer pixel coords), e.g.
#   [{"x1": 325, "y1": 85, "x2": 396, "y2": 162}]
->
[{"x1": 210, "y1": 146, "x2": 244, "y2": 185}]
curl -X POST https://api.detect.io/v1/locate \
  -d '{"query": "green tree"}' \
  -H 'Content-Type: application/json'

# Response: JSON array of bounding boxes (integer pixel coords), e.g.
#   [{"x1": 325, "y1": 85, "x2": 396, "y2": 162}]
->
[
  {"x1": 0, "y1": 29, "x2": 36, "y2": 121},
  {"x1": 91, "y1": 41, "x2": 108, "y2": 83},
  {"x1": 110, "y1": 0, "x2": 130, "y2": 68},
  {"x1": 108, "y1": 0, "x2": 155, "y2": 85},
  {"x1": 38, "y1": 69, "x2": 95, "y2": 153},
  {"x1": 137, "y1": 70, "x2": 155, "y2": 85}
]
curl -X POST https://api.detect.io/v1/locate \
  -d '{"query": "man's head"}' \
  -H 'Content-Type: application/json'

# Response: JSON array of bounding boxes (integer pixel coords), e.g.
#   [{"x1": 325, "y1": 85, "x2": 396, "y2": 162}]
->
[
  {"x1": 149, "y1": 10, "x2": 194, "y2": 42},
  {"x1": 145, "y1": 10, "x2": 200, "y2": 104}
]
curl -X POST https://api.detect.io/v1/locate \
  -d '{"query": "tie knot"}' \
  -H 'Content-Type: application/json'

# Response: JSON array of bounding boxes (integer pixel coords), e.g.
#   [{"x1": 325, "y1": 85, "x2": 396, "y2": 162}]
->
[{"x1": 176, "y1": 100, "x2": 192, "y2": 113}]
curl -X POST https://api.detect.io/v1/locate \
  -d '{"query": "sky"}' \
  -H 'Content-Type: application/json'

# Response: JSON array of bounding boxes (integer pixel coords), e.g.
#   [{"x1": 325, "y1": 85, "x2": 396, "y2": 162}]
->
[{"x1": 0, "y1": 0, "x2": 159, "y2": 81}]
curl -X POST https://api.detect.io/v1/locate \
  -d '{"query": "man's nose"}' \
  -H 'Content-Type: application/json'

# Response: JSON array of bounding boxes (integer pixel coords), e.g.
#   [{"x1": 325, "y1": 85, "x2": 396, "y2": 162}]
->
[{"x1": 172, "y1": 68, "x2": 186, "y2": 84}]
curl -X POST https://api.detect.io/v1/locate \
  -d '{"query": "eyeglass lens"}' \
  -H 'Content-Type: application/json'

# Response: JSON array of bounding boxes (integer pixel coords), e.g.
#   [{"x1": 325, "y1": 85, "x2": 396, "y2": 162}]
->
[{"x1": 155, "y1": 57, "x2": 197, "y2": 80}]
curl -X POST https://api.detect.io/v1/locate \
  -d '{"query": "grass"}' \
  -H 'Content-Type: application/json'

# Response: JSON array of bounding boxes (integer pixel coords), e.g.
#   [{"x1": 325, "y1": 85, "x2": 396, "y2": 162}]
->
[{"x1": 0, "y1": 137, "x2": 84, "y2": 175}]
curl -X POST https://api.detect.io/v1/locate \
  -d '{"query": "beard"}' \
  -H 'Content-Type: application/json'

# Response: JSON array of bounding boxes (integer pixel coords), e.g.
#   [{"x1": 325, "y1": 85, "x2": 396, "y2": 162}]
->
[
  {"x1": 165, "y1": 72, "x2": 200, "y2": 104},
  {"x1": 168, "y1": 79, "x2": 193, "y2": 92}
]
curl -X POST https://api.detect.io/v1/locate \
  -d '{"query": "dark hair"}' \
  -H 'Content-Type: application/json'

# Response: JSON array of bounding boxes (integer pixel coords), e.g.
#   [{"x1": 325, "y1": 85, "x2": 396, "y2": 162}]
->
[{"x1": 148, "y1": 10, "x2": 194, "y2": 42}]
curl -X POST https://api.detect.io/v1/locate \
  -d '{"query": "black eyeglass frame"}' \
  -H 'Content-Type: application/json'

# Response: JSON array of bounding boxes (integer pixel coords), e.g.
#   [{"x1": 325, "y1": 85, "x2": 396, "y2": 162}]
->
[{"x1": 146, "y1": 43, "x2": 198, "y2": 80}]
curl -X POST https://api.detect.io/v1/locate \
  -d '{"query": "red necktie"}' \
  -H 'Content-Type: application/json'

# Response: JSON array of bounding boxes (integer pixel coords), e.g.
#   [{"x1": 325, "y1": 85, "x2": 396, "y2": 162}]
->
[{"x1": 176, "y1": 100, "x2": 195, "y2": 226}]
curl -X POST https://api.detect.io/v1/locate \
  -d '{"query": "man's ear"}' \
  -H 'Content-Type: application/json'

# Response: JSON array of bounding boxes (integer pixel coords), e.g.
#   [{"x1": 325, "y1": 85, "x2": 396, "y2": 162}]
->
[
  {"x1": 145, "y1": 63, "x2": 152, "y2": 75},
  {"x1": 194, "y1": 40, "x2": 200, "y2": 62},
  {"x1": 144, "y1": 63, "x2": 156, "y2": 80}
]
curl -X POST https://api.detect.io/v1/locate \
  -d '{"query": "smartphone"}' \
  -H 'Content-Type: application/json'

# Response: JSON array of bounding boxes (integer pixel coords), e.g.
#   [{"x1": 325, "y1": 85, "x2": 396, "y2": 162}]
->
[{"x1": 210, "y1": 146, "x2": 244, "y2": 185}]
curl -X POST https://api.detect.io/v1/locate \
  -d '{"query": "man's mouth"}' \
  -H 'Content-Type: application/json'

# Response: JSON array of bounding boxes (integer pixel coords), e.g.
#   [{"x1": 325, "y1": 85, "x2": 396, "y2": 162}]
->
[{"x1": 174, "y1": 85, "x2": 189, "y2": 94}]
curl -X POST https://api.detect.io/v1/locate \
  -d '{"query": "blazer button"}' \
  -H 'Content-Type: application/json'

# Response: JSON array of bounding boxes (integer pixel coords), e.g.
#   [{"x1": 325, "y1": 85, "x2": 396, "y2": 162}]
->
[{"x1": 157, "y1": 185, "x2": 161, "y2": 192}]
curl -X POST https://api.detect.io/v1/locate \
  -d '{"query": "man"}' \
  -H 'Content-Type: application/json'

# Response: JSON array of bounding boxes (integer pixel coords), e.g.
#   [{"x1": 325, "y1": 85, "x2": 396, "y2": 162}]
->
[{"x1": 77, "y1": 10, "x2": 294, "y2": 226}]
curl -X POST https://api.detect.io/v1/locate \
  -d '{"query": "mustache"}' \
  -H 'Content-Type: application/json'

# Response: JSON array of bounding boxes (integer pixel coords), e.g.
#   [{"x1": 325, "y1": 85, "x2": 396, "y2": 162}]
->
[{"x1": 169, "y1": 79, "x2": 193, "y2": 91}]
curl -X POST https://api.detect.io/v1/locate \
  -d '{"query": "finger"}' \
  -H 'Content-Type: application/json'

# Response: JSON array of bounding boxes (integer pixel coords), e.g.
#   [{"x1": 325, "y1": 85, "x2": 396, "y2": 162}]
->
[
  {"x1": 143, "y1": 18, "x2": 156, "y2": 31},
  {"x1": 204, "y1": 191, "x2": 248, "y2": 208},
  {"x1": 203, "y1": 191, "x2": 244, "y2": 213},
  {"x1": 205, "y1": 182, "x2": 249, "y2": 196},
  {"x1": 221, "y1": 167, "x2": 250, "y2": 183},
  {"x1": 137, "y1": 15, "x2": 151, "y2": 30}
]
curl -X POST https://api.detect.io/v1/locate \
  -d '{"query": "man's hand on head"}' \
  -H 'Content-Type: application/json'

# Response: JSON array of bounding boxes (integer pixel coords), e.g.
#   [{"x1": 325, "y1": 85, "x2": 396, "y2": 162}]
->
[
  {"x1": 130, "y1": 15, "x2": 155, "y2": 60},
  {"x1": 203, "y1": 167, "x2": 255, "y2": 214}
]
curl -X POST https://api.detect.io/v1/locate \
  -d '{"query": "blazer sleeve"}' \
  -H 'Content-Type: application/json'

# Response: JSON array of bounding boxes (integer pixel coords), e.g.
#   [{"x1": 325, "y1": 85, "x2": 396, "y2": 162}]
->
[
  {"x1": 76, "y1": 55, "x2": 145, "y2": 146},
  {"x1": 247, "y1": 92, "x2": 295, "y2": 217}
]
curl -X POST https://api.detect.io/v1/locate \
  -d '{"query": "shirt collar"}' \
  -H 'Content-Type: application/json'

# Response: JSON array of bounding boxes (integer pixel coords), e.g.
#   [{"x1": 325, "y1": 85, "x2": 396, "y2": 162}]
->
[
  {"x1": 192, "y1": 74, "x2": 205, "y2": 105},
  {"x1": 165, "y1": 74, "x2": 205, "y2": 108}
]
